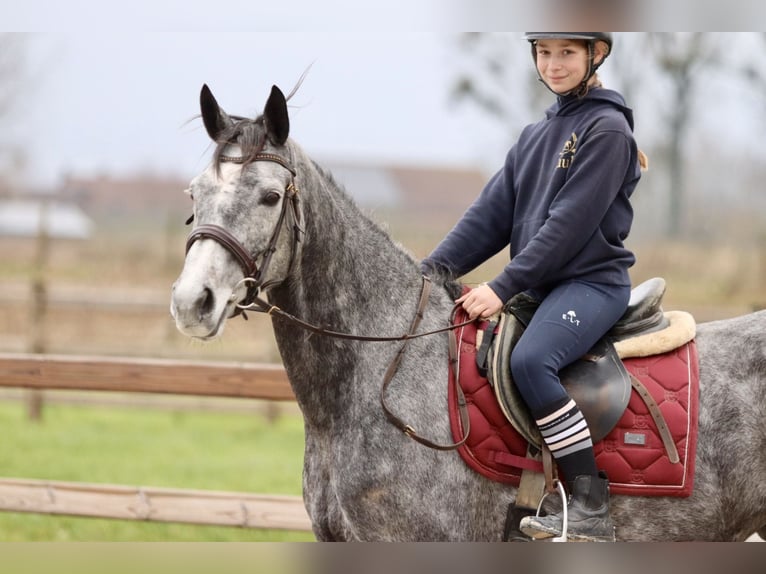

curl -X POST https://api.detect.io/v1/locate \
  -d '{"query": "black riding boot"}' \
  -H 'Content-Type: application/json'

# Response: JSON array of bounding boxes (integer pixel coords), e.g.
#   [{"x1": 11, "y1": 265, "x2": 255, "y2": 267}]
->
[{"x1": 519, "y1": 472, "x2": 615, "y2": 542}]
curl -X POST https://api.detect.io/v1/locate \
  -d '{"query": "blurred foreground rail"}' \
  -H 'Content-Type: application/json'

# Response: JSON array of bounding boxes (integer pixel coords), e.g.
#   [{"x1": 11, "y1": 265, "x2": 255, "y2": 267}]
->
[{"x1": 0, "y1": 352, "x2": 310, "y2": 533}]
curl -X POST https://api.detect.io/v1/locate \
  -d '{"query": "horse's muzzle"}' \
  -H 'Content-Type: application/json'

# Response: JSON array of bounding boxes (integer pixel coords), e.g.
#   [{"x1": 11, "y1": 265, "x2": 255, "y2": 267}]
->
[{"x1": 171, "y1": 278, "x2": 233, "y2": 339}]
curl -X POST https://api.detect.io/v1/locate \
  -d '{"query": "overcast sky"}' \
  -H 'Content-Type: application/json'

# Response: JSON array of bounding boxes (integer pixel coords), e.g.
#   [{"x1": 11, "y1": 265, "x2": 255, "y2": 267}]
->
[
  {"x1": 8, "y1": 31, "x2": 510, "y2": 188},
  {"x1": 3, "y1": 1, "x2": 766, "y2": 189},
  {"x1": 1, "y1": 0, "x2": 518, "y2": 188}
]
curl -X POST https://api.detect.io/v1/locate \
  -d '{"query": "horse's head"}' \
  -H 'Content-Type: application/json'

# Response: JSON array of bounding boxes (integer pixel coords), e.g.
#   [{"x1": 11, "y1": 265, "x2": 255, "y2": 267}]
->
[{"x1": 171, "y1": 84, "x2": 302, "y2": 339}]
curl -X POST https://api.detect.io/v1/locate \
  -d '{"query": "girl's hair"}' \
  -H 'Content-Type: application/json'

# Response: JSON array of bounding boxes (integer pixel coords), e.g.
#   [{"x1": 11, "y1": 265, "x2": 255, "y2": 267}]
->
[{"x1": 638, "y1": 149, "x2": 649, "y2": 170}]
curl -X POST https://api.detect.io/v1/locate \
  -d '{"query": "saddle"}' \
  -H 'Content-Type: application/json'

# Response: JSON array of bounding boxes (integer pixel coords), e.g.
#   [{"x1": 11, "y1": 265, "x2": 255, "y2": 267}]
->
[
  {"x1": 456, "y1": 278, "x2": 697, "y2": 540},
  {"x1": 481, "y1": 277, "x2": 692, "y2": 455}
]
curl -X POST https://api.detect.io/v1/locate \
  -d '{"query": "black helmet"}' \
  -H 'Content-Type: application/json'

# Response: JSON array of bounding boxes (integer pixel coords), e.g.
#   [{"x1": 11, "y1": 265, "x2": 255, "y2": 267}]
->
[
  {"x1": 524, "y1": 32, "x2": 613, "y2": 55},
  {"x1": 524, "y1": 32, "x2": 613, "y2": 96}
]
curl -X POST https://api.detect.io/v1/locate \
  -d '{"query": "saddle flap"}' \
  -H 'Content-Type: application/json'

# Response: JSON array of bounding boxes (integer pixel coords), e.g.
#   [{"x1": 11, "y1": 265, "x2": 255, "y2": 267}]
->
[
  {"x1": 558, "y1": 338, "x2": 632, "y2": 441},
  {"x1": 489, "y1": 299, "x2": 632, "y2": 447},
  {"x1": 489, "y1": 312, "x2": 543, "y2": 447}
]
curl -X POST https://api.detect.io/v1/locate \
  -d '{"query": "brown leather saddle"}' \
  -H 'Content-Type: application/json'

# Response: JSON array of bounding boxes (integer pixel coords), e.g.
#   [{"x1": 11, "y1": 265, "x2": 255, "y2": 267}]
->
[{"x1": 481, "y1": 277, "x2": 669, "y2": 448}]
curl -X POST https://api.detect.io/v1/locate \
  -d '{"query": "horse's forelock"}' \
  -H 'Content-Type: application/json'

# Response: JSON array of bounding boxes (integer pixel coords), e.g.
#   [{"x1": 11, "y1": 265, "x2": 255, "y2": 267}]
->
[{"x1": 211, "y1": 116, "x2": 268, "y2": 176}]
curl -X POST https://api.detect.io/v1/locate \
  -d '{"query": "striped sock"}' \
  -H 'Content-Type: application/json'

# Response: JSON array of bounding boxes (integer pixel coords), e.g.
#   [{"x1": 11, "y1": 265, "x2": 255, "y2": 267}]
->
[{"x1": 536, "y1": 399, "x2": 597, "y2": 483}]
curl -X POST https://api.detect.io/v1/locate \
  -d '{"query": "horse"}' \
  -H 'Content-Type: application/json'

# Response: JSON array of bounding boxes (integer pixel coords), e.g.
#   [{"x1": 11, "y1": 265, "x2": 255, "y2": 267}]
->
[{"x1": 170, "y1": 83, "x2": 766, "y2": 541}]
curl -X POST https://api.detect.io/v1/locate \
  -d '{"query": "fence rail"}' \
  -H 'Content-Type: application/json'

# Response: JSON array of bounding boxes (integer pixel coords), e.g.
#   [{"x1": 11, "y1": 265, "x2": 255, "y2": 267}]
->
[
  {"x1": 0, "y1": 352, "x2": 294, "y2": 401},
  {"x1": 0, "y1": 352, "x2": 310, "y2": 533},
  {"x1": 0, "y1": 478, "x2": 311, "y2": 531}
]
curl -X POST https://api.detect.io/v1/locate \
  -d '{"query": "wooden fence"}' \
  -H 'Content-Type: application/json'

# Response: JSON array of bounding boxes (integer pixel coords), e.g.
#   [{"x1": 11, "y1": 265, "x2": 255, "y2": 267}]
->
[{"x1": 0, "y1": 352, "x2": 312, "y2": 533}]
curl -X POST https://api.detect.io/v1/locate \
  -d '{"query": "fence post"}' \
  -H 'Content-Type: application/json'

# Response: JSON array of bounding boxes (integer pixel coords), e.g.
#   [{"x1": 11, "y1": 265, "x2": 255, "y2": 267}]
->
[{"x1": 27, "y1": 200, "x2": 49, "y2": 422}]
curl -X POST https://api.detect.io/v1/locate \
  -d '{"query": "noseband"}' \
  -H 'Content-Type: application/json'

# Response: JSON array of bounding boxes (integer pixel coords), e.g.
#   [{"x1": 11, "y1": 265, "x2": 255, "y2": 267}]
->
[{"x1": 185, "y1": 152, "x2": 303, "y2": 315}]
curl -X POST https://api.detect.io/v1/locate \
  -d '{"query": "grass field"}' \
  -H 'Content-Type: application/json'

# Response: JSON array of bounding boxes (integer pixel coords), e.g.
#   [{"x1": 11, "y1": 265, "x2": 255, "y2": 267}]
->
[{"x1": 0, "y1": 400, "x2": 314, "y2": 541}]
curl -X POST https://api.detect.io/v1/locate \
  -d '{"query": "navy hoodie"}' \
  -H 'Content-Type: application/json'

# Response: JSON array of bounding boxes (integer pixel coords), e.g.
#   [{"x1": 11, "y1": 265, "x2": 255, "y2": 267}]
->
[{"x1": 422, "y1": 88, "x2": 640, "y2": 302}]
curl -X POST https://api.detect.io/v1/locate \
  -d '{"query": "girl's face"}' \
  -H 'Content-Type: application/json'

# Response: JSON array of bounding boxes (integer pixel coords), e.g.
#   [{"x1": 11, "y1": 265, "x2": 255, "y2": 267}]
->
[{"x1": 535, "y1": 38, "x2": 605, "y2": 95}]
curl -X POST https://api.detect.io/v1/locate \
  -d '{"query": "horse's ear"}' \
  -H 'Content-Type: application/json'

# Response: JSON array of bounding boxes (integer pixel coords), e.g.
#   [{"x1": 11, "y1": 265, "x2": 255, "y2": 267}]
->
[
  {"x1": 263, "y1": 85, "x2": 289, "y2": 146},
  {"x1": 200, "y1": 84, "x2": 232, "y2": 141}
]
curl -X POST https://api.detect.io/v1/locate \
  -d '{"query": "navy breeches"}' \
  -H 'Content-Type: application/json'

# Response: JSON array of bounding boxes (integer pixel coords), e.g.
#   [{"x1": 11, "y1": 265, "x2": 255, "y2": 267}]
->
[{"x1": 509, "y1": 280, "x2": 631, "y2": 418}]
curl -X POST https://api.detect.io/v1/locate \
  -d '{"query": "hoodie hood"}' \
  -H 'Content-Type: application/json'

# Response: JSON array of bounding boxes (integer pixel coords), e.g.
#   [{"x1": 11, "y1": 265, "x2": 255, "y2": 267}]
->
[{"x1": 545, "y1": 88, "x2": 634, "y2": 130}]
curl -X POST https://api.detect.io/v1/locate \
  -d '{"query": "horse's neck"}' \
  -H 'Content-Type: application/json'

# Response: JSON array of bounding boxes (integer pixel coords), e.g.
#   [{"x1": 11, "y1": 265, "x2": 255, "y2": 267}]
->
[
  {"x1": 267, "y1": 156, "x2": 440, "y2": 424},
  {"x1": 273, "y1": 156, "x2": 422, "y2": 326}
]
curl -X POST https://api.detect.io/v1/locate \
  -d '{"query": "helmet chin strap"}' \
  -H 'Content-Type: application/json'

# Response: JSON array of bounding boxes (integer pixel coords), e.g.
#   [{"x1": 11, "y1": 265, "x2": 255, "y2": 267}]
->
[{"x1": 536, "y1": 74, "x2": 590, "y2": 97}]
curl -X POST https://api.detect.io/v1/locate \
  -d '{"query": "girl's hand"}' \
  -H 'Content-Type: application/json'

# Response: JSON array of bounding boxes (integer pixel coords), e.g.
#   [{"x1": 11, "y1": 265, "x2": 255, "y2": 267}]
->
[{"x1": 456, "y1": 284, "x2": 503, "y2": 320}]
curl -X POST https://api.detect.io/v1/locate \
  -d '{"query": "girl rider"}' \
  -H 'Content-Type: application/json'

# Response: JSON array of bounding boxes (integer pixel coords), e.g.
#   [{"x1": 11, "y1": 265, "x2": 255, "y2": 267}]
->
[{"x1": 422, "y1": 32, "x2": 647, "y2": 542}]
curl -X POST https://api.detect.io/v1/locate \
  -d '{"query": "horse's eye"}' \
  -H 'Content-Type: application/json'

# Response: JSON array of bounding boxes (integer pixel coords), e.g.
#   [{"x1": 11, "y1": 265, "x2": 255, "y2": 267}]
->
[{"x1": 262, "y1": 191, "x2": 281, "y2": 206}]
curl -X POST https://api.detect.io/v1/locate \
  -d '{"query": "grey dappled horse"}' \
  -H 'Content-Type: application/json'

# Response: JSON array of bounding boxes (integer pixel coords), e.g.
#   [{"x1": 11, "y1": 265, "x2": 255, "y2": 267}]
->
[{"x1": 171, "y1": 84, "x2": 766, "y2": 541}]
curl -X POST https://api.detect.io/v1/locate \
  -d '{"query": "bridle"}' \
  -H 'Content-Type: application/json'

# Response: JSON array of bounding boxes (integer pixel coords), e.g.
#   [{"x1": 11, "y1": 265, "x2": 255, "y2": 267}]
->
[
  {"x1": 185, "y1": 151, "x2": 303, "y2": 317},
  {"x1": 184, "y1": 149, "x2": 472, "y2": 451}
]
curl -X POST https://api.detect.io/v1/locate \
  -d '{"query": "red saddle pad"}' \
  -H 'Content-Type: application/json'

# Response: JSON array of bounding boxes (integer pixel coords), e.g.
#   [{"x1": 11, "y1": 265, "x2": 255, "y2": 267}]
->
[{"x1": 447, "y1": 312, "x2": 699, "y2": 498}]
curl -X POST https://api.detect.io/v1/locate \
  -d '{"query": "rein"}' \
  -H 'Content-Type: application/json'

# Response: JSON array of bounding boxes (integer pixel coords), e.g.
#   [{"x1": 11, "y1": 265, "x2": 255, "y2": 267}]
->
[
  {"x1": 240, "y1": 277, "x2": 473, "y2": 452},
  {"x1": 248, "y1": 276, "x2": 471, "y2": 450},
  {"x1": 237, "y1": 281, "x2": 474, "y2": 342},
  {"x1": 185, "y1": 150, "x2": 472, "y2": 451}
]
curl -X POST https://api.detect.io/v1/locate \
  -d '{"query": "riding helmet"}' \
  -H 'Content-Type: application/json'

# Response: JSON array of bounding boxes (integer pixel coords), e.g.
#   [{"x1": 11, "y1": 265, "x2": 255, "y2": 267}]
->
[
  {"x1": 524, "y1": 32, "x2": 613, "y2": 52},
  {"x1": 524, "y1": 32, "x2": 613, "y2": 95}
]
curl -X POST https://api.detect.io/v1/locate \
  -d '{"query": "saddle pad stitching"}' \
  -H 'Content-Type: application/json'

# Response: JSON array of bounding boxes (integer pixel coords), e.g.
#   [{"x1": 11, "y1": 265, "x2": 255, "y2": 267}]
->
[{"x1": 607, "y1": 343, "x2": 693, "y2": 492}]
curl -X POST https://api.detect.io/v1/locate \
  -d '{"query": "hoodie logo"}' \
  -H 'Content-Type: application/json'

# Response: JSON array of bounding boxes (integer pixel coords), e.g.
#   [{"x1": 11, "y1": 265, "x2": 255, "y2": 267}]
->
[{"x1": 557, "y1": 132, "x2": 578, "y2": 169}]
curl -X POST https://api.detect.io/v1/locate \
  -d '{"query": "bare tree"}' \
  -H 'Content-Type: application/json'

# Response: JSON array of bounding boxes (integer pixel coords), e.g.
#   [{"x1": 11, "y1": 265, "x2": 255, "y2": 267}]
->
[
  {"x1": 450, "y1": 33, "x2": 734, "y2": 239},
  {"x1": 735, "y1": 33, "x2": 766, "y2": 300},
  {"x1": 737, "y1": 33, "x2": 766, "y2": 124},
  {"x1": 0, "y1": 33, "x2": 26, "y2": 191},
  {"x1": 603, "y1": 33, "x2": 647, "y2": 114},
  {"x1": 645, "y1": 33, "x2": 722, "y2": 238},
  {"x1": 450, "y1": 33, "x2": 548, "y2": 143}
]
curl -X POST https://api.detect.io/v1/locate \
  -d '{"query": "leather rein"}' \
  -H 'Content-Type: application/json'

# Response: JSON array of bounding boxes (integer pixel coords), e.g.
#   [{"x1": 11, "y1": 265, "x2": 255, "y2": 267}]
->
[{"x1": 184, "y1": 150, "x2": 471, "y2": 451}]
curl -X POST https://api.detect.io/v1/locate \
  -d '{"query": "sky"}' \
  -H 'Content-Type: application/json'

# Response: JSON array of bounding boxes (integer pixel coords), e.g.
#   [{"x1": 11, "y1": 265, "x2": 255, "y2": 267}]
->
[
  {"x1": 7, "y1": 31, "x2": 509, "y2": 188},
  {"x1": 3, "y1": 2, "x2": 766, "y2": 190}
]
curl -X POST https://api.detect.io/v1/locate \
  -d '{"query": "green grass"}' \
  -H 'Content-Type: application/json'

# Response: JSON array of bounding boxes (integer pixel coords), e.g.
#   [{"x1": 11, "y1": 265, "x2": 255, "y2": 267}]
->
[{"x1": 0, "y1": 400, "x2": 315, "y2": 541}]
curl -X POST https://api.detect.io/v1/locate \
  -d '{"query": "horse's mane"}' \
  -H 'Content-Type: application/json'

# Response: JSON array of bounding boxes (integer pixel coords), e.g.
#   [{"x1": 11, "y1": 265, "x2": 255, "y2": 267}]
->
[{"x1": 307, "y1": 160, "x2": 464, "y2": 299}]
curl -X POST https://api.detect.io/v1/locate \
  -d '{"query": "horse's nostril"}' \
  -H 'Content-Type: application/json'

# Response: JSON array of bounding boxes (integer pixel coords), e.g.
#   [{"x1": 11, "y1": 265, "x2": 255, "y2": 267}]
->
[{"x1": 198, "y1": 287, "x2": 215, "y2": 319}]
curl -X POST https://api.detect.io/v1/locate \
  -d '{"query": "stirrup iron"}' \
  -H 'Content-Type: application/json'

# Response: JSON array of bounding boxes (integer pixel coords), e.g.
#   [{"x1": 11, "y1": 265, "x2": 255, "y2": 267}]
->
[{"x1": 534, "y1": 479, "x2": 569, "y2": 543}]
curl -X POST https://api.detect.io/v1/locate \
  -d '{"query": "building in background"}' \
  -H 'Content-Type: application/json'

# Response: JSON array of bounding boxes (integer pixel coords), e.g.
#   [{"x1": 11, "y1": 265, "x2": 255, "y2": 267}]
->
[
  {"x1": 58, "y1": 161, "x2": 487, "y2": 231},
  {"x1": 0, "y1": 197, "x2": 93, "y2": 240}
]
